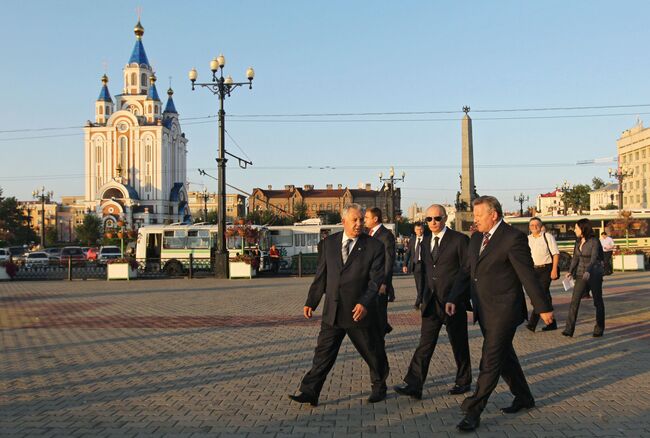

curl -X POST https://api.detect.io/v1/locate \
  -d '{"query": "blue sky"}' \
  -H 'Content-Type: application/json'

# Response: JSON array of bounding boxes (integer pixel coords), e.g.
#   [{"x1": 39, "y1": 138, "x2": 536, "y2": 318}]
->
[{"x1": 1, "y1": 0, "x2": 648, "y2": 212}]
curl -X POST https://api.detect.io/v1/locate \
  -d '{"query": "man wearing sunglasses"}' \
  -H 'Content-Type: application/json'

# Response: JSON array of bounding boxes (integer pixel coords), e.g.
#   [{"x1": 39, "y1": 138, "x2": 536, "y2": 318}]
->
[{"x1": 395, "y1": 204, "x2": 472, "y2": 400}]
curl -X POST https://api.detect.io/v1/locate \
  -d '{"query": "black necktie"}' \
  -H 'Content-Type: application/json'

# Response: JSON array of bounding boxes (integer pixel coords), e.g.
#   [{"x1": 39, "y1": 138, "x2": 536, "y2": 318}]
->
[
  {"x1": 415, "y1": 238, "x2": 421, "y2": 262},
  {"x1": 431, "y1": 236, "x2": 440, "y2": 261},
  {"x1": 342, "y1": 239, "x2": 353, "y2": 264}
]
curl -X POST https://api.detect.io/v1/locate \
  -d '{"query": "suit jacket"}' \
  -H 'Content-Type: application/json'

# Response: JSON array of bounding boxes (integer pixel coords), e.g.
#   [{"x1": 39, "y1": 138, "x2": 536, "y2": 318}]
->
[
  {"x1": 306, "y1": 232, "x2": 386, "y2": 328},
  {"x1": 403, "y1": 235, "x2": 424, "y2": 272},
  {"x1": 421, "y1": 228, "x2": 471, "y2": 318},
  {"x1": 448, "y1": 221, "x2": 552, "y2": 330},
  {"x1": 372, "y1": 225, "x2": 396, "y2": 299}
]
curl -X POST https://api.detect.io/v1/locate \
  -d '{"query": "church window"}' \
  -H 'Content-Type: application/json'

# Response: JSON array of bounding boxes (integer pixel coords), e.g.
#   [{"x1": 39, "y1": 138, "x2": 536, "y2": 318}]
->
[
  {"x1": 99, "y1": 106, "x2": 103, "y2": 115},
  {"x1": 144, "y1": 137, "x2": 153, "y2": 193},
  {"x1": 131, "y1": 72, "x2": 137, "y2": 86},
  {"x1": 118, "y1": 137, "x2": 128, "y2": 172},
  {"x1": 142, "y1": 73, "x2": 147, "y2": 87},
  {"x1": 148, "y1": 104, "x2": 152, "y2": 113}
]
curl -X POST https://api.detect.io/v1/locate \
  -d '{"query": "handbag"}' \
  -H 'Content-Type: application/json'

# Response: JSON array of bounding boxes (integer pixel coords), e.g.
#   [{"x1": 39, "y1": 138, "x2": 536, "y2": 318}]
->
[{"x1": 542, "y1": 232, "x2": 561, "y2": 276}]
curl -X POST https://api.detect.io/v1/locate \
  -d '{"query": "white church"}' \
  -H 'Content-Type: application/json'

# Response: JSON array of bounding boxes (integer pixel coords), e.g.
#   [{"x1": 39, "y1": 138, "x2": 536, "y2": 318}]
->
[{"x1": 83, "y1": 20, "x2": 190, "y2": 229}]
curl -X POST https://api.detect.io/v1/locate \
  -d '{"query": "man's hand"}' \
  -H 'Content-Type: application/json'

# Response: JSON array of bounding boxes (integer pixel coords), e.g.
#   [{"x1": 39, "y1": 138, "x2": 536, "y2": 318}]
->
[
  {"x1": 352, "y1": 304, "x2": 367, "y2": 322},
  {"x1": 550, "y1": 268, "x2": 559, "y2": 281},
  {"x1": 378, "y1": 284, "x2": 387, "y2": 295},
  {"x1": 582, "y1": 272, "x2": 590, "y2": 281},
  {"x1": 540, "y1": 311, "x2": 554, "y2": 325},
  {"x1": 445, "y1": 302, "x2": 456, "y2": 316},
  {"x1": 303, "y1": 306, "x2": 313, "y2": 319},
  {"x1": 402, "y1": 266, "x2": 408, "y2": 274}
]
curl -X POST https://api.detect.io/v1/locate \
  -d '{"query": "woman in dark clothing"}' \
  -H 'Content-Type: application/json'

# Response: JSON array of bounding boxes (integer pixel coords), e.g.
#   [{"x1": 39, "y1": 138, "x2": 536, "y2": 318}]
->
[{"x1": 562, "y1": 219, "x2": 605, "y2": 337}]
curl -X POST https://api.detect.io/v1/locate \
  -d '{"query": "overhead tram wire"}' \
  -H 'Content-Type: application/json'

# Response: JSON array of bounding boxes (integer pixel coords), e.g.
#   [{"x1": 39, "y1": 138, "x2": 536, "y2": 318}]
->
[{"x1": 4, "y1": 102, "x2": 650, "y2": 135}]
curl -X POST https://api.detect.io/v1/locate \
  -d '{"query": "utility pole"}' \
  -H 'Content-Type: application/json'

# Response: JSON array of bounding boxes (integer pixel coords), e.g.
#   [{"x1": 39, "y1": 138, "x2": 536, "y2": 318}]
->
[{"x1": 514, "y1": 193, "x2": 529, "y2": 217}]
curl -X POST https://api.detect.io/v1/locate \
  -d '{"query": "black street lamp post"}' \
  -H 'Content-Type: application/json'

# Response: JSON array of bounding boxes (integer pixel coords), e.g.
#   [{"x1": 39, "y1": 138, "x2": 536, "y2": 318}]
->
[
  {"x1": 609, "y1": 166, "x2": 633, "y2": 211},
  {"x1": 201, "y1": 187, "x2": 209, "y2": 222},
  {"x1": 189, "y1": 55, "x2": 254, "y2": 278},
  {"x1": 378, "y1": 167, "x2": 405, "y2": 223},
  {"x1": 32, "y1": 186, "x2": 53, "y2": 249},
  {"x1": 514, "y1": 193, "x2": 529, "y2": 216}
]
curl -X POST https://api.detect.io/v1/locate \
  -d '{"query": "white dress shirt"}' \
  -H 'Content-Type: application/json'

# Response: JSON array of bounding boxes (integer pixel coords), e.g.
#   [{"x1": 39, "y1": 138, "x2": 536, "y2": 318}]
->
[{"x1": 430, "y1": 226, "x2": 448, "y2": 253}]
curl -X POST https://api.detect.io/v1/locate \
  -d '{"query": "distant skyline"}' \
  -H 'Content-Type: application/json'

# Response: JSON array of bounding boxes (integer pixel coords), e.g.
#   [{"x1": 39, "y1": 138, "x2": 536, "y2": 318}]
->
[{"x1": 2, "y1": 1, "x2": 649, "y2": 211}]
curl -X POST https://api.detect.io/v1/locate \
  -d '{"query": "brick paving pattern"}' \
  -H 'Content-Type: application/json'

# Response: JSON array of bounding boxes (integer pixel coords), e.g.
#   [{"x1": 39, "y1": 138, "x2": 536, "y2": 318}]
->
[{"x1": 2, "y1": 272, "x2": 650, "y2": 437}]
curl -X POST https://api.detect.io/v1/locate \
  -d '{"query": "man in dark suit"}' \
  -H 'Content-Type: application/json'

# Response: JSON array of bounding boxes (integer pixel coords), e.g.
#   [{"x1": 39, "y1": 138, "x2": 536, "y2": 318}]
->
[
  {"x1": 395, "y1": 204, "x2": 472, "y2": 400},
  {"x1": 289, "y1": 204, "x2": 389, "y2": 406},
  {"x1": 402, "y1": 222, "x2": 426, "y2": 308},
  {"x1": 364, "y1": 207, "x2": 396, "y2": 335},
  {"x1": 446, "y1": 196, "x2": 554, "y2": 432}
]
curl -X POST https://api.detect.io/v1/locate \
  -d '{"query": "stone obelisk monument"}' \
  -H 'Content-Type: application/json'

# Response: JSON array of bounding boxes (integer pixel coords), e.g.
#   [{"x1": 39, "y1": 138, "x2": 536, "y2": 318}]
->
[{"x1": 455, "y1": 106, "x2": 478, "y2": 233}]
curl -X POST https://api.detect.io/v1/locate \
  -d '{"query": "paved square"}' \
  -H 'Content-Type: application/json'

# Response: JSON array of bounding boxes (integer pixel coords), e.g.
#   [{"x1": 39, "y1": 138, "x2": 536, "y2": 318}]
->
[{"x1": 2, "y1": 272, "x2": 650, "y2": 437}]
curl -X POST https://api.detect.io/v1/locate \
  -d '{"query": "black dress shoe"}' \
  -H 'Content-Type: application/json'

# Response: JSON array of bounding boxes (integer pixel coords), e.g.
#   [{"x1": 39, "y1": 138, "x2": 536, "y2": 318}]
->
[
  {"x1": 394, "y1": 384, "x2": 422, "y2": 400},
  {"x1": 288, "y1": 392, "x2": 318, "y2": 407},
  {"x1": 367, "y1": 388, "x2": 387, "y2": 403},
  {"x1": 456, "y1": 414, "x2": 480, "y2": 432},
  {"x1": 593, "y1": 331, "x2": 603, "y2": 337},
  {"x1": 561, "y1": 330, "x2": 573, "y2": 337},
  {"x1": 541, "y1": 321, "x2": 558, "y2": 331},
  {"x1": 448, "y1": 384, "x2": 471, "y2": 395},
  {"x1": 501, "y1": 399, "x2": 535, "y2": 414}
]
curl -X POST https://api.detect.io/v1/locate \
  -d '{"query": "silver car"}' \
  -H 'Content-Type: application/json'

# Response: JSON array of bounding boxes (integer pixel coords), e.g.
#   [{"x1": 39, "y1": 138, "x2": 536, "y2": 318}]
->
[
  {"x1": 24, "y1": 252, "x2": 51, "y2": 268},
  {"x1": 0, "y1": 248, "x2": 10, "y2": 262}
]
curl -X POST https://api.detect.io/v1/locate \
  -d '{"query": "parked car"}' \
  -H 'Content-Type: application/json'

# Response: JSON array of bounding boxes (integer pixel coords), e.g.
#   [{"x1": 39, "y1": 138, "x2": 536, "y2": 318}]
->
[
  {"x1": 0, "y1": 248, "x2": 10, "y2": 262},
  {"x1": 59, "y1": 246, "x2": 86, "y2": 266},
  {"x1": 44, "y1": 247, "x2": 62, "y2": 261},
  {"x1": 7, "y1": 246, "x2": 28, "y2": 263},
  {"x1": 98, "y1": 246, "x2": 122, "y2": 263},
  {"x1": 24, "y1": 252, "x2": 51, "y2": 268}
]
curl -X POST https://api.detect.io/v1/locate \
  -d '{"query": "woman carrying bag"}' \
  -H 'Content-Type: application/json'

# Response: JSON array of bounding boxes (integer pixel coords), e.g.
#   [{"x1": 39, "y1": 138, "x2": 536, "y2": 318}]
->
[{"x1": 562, "y1": 219, "x2": 605, "y2": 338}]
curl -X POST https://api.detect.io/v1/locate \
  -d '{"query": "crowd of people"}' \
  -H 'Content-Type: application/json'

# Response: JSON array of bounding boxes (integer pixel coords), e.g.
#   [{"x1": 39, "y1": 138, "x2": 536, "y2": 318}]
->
[{"x1": 288, "y1": 196, "x2": 608, "y2": 433}]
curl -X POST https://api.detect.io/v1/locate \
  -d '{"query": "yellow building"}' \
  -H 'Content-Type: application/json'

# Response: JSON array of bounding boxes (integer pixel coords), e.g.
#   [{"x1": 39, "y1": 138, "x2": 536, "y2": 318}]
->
[
  {"x1": 187, "y1": 191, "x2": 246, "y2": 222},
  {"x1": 617, "y1": 120, "x2": 650, "y2": 209}
]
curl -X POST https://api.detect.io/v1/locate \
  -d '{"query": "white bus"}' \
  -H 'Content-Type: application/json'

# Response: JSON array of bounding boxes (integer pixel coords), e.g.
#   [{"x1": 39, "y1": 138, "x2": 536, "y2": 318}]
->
[
  {"x1": 135, "y1": 223, "x2": 270, "y2": 275},
  {"x1": 266, "y1": 221, "x2": 396, "y2": 270}
]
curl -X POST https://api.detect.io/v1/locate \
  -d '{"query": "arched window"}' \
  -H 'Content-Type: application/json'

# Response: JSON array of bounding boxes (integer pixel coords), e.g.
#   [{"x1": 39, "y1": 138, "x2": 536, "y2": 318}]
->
[
  {"x1": 131, "y1": 72, "x2": 136, "y2": 86},
  {"x1": 99, "y1": 106, "x2": 103, "y2": 115},
  {"x1": 141, "y1": 73, "x2": 147, "y2": 87},
  {"x1": 125, "y1": 74, "x2": 129, "y2": 87},
  {"x1": 148, "y1": 104, "x2": 152, "y2": 113},
  {"x1": 118, "y1": 136, "x2": 128, "y2": 172},
  {"x1": 144, "y1": 136, "x2": 153, "y2": 193}
]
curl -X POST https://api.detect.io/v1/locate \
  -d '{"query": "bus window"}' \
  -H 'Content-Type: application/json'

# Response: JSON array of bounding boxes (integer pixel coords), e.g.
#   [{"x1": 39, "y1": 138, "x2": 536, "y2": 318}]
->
[
  {"x1": 294, "y1": 234, "x2": 300, "y2": 247},
  {"x1": 187, "y1": 230, "x2": 210, "y2": 249},
  {"x1": 163, "y1": 230, "x2": 187, "y2": 249},
  {"x1": 270, "y1": 229, "x2": 293, "y2": 247},
  {"x1": 306, "y1": 233, "x2": 319, "y2": 246},
  {"x1": 300, "y1": 234, "x2": 306, "y2": 247}
]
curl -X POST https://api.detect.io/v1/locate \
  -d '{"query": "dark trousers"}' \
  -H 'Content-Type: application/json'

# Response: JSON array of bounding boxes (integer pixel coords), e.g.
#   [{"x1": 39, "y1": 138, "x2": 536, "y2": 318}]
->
[
  {"x1": 528, "y1": 265, "x2": 553, "y2": 329},
  {"x1": 564, "y1": 274, "x2": 605, "y2": 335},
  {"x1": 377, "y1": 293, "x2": 392, "y2": 334},
  {"x1": 412, "y1": 263, "x2": 424, "y2": 306},
  {"x1": 299, "y1": 322, "x2": 388, "y2": 397},
  {"x1": 603, "y1": 252, "x2": 613, "y2": 275},
  {"x1": 403, "y1": 306, "x2": 472, "y2": 390},
  {"x1": 461, "y1": 324, "x2": 533, "y2": 416}
]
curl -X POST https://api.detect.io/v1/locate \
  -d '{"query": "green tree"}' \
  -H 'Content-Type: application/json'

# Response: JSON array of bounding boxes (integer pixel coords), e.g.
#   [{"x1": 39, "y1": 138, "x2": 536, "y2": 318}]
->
[
  {"x1": 293, "y1": 202, "x2": 309, "y2": 222},
  {"x1": 75, "y1": 214, "x2": 102, "y2": 246},
  {"x1": 318, "y1": 211, "x2": 341, "y2": 225},
  {"x1": 395, "y1": 218, "x2": 412, "y2": 236},
  {"x1": 45, "y1": 226, "x2": 58, "y2": 247},
  {"x1": 0, "y1": 188, "x2": 36, "y2": 246},
  {"x1": 562, "y1": 184, "x2": 591, "y2": 214},
  {"x1": 592, "y1": 177, "x2": 606, "y2": 190}
]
